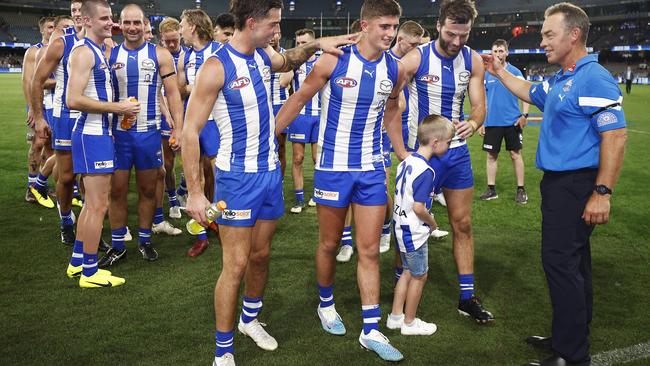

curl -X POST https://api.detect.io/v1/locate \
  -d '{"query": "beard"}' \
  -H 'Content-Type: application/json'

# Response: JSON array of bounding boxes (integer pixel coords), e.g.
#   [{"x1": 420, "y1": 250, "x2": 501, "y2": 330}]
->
[{"x1": 439, "y1": 36, "x2": 461, "y2": 57}]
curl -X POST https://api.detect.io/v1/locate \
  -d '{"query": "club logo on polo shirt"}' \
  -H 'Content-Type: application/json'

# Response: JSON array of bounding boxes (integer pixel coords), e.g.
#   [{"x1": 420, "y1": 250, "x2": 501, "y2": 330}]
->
[
  {"x1": 334, "y1": 77, "x2": 358, "y2": 88},
  {"x1": 596, "y1": 111, "x2": 618, "y2": 127},
  {"x1": 314, "y1": 188, "x2": 339, "y2": 201},
  {"x1": 562, "y1": 79, "x2": 573, "y2": 93},
  {"x1": 222, "y1": 209, "x2": 252, "y2": 220}
]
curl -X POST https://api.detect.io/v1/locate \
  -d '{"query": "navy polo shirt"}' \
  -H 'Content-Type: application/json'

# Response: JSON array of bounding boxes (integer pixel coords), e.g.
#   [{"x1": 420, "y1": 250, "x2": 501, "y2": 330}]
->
[
  {"x1": 485, "y1": 63, "x2": 524, "y2": 127},
  {"x1": 529, "y1": 54, "x2": 626, "y2": 171}
]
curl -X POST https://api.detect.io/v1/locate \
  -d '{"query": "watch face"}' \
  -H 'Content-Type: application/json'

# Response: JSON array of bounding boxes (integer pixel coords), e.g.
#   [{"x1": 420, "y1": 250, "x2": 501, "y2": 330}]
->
[{"x1": 595, "y1": 185, "x2": 611, "y2": 195}]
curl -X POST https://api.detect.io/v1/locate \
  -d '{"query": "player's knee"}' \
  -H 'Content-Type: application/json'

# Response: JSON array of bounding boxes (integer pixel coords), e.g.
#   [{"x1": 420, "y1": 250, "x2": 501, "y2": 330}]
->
[
  {"x1": 58, "y1": 169, "x2": 75, "y2": 186},
  {"x1": 224, "y1": 255, "x2": 249, "y2": 277},
  {"x1": 293, "y1": 152, "x2": 304, "y2": 166},
  {"x1": 249, "y1": 246, "x2": 271, "y2": 267},
  {"x1": 411, "y1": 271, "x2": 428, "y2": 281},
  {"x1": 158, "y1": 166, "x2": 166, "y2": 180},
  {"x1": 451, "y1": 216, "x2": 472, "y2": 237}
]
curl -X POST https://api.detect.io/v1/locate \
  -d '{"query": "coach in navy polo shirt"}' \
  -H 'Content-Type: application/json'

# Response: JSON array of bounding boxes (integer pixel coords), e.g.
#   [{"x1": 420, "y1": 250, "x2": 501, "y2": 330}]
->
[{"x1": 482, "y1": 3, "x2": 627, "y2": 366}]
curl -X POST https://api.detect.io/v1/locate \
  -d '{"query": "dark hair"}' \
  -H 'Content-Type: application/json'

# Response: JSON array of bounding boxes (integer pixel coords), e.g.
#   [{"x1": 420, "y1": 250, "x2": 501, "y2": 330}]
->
[
  {"x1": 229, "y1": 0, "x2": 283, "y2": 31},
  {"x1": 181, "y1": 9, "x2": 214, "y2": 41},
  {"x1": 215, "y1": 13, "x2": 235, "y2": 29},
  {"x1": 439, "y1": 0, "x2": 478, "y2": 26},
  {"x1": 360, "y1": 0, "x2": 401, "y2": 20},
  {"x1": 492, "y1": 38, "x2": 508, "y2": 49},
  {"x1": 544, "y1": 2, "x2": 590, "y2": 45},
  {"x1": 295, "y1": 28, "x2": 315, "y2": 38}
]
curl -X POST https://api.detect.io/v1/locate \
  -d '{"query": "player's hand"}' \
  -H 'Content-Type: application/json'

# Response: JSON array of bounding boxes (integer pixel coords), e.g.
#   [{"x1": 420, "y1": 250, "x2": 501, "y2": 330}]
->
[
  {"x1": 478, "y1": 125, "x2": 486, "y2": 136},
  {"x1": 454, "y1": 120, "x2": 475, "y2": 140},
  {"x1": 318, "y1": 33, "x2": 361, "y2": 55},
  {"x1": 165, "y1": 114, "x2": 175, "y2": 129},
  {"x1": 582, "y1": 193, "x2": 611, "y2": 226},
  {"x1": 117, "y1": 98, "x2": 140, "y2": 116},
  {"x1": 34, "y1": 116, "x2": 51, "y2": 140},
  {"x1": 481, "y1": 54, "x2": 503, "y2": 76},
  {"x1": 169, "y1": 129, "x2": 181, "y2": 151},
  {"x1": 186, "y1": 192, "x2": 211, "y2": 227},
  {"x1": 26, "y1": 109, "x2": 35, "y2": 128},
  {"x1": 516, "y1": 115, "x2": 527, "y2": 129}
]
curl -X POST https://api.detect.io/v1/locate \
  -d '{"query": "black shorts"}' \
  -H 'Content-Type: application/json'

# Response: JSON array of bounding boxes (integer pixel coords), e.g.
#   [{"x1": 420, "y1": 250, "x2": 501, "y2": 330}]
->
[{"x1": 482, "y1": 126, "x2": 523, "y2": 154}]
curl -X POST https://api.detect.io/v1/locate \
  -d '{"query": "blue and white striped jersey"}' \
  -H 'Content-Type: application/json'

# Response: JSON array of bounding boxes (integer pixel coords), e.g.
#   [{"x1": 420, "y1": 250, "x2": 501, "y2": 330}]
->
[
  {"x1": 407, "y1": 43, "x2": 473, "y2": 149},
  {"x1": 109, "y1": 42, "x2": 162, "y2": 132},
  {"x1": 183, "y1": 41, "x2": 221, "y2": 87},
  {"x1": 292, "y1": 52, "x2": 321, "y2": 116},
  {"x1": 71, "y1": 38, "x2": 113, "y2": 136},
  {"x1": 33, "y1": 42, "x2": 54, "y2": 110},
  {"x1": 317, "y1": 44, "x2": 398, "y2": 171},
  {"x1": 393, "y1": 153, "x2": 435, "y2": 252},
  {"x1": 52, "y1": 33, "x2": 80, "y2": 120},
  {"x1": 270, "y1": 47, "x2": 288, "y2": 107},
  {"x1": 387, "y1": 49, "x2": 409, "y2": 147},
  {"x1": 209, "y1": 43, "x2": 277, "y2": 173}
]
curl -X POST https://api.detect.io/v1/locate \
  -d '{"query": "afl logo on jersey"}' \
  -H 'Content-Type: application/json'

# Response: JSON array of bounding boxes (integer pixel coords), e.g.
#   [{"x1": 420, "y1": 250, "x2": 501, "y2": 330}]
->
[
  {"x1": 229, "y1": 76, "x2": 251, "y2": 90},
  {"x1": 112, "y1": 62, "x2": 125, "y2": 70},
  {"x1": 141, "y1": 59, "x2": 155, "y2": 71},
  {"x1": 99, "y1": 63, "x2": 108, "y2": 70},
  {"x1": 419, "y1": 74, "x2": 440, "y2": 84},
  {"x1": 334, "y1": 77, "x2": 358, "y2": 88}
]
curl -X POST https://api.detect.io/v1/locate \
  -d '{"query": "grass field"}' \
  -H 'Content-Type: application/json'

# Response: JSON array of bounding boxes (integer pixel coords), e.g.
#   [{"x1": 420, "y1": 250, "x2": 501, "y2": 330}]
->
[{"x1": 1, "y1": 73, "x2": 649, "y2": 366}]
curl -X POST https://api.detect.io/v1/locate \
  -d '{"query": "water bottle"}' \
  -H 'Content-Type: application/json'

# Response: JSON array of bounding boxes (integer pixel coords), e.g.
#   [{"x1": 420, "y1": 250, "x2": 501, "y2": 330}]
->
[
  {"x1": 120, "y1": 97, "x2": 138, "y2": 130},
  {"x1": 186, "y1": 200, "x2": 227, "y2": 235}
]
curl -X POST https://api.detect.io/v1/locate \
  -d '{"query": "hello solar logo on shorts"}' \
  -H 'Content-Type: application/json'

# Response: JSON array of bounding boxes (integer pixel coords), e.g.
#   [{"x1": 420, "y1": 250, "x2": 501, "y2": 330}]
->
[
  {"x1": 314, "y1": 188, "x2": 339, "y2": 201},
  {"x1": 222, "y1": 209, "x2": 252, "y2": 220}
]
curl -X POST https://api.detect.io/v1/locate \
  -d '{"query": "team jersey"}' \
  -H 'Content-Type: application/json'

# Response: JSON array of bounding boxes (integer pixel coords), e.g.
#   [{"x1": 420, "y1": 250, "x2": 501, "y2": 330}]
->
[
  {"x1": 63, "y1": 26, "x2": 76, "y2": 36},
  {"x1": 387, "y1": 49, "x2": 410, "y2": 144},
  {"x1": 393, "y1": 153, "x2": 435, "y2": 252},
  {"x1": 292, "y1": 52, "x2": 321, "y2": 116},
  {"x1": 408, "y1": 42, "x2": 473, "y2": 149},
  {"x1": 32, "y1": 42, "x2": 54, "y2": 110},
  {"x1": 71, "y1": 38, "x2": 113, "y2": 136},
  {"x1": 52, "y1": 33, "x2": 80, "y2": 120},
  {"x1": 183, "y1": 41, "x2": 222, "y2": 87},
  {"x1": 270, "y1": 47, "x2": 288, "y2": 107},
  {"x1": 209, "y1": 43, "x2": 277, "y2": 173},
  {"x1": 317, "y1": 44, "x2": 398, "y2": 171},
  {"x1": 109, "y1": 42, "x2": 163, "y2": 132},
  {"x1": 484, "y1": 62, "x2": 524, "y2": 127}
]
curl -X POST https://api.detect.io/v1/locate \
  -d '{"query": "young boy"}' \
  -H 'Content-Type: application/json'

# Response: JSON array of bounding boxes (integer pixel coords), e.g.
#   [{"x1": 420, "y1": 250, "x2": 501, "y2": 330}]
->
[{"x1": 387, "y1": 114, "x2": 454, "y2": 335}]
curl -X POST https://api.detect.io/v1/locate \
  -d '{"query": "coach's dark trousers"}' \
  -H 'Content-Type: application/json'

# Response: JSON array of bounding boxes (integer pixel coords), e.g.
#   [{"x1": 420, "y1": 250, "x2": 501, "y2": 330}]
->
[{"x1": 540, "y1": 169, "x2": 597, "y2": 366}]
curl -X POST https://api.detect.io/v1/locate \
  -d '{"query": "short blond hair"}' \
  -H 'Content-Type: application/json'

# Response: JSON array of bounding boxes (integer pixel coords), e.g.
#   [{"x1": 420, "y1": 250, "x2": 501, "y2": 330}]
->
[
  {"x1": 159, "y1": 17, "x2": 180, "y2": 34},
  {"x1": 418, "y1": 115, "x2": 454, "y2": 145},
  {"x1": 398, "y1": 20, "x2": 424, "y2": 38}
]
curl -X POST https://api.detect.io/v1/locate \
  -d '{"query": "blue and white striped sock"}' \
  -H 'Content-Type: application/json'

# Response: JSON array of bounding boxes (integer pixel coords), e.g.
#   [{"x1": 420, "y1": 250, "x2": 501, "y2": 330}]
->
[
  {"x1": 394, "y1": 266, "x2": 403, "y2": 285},
  {"x1": 73, "y1": 179, "x2": 80, "y2": 198},
  {"x1": 60, "y1": 210, "x2": 74, "y2": 226},
  {"x1": 381, "y1": 220, "x2": 390, "y2": 235},
  {"x1": 197, "y1": 230, "x2": 207, "y2": 241},
  {"x1": 82, "y1": 251, "x2": 98, "y2": 277},
  {"x1": 215, "y1": 330, "x2": 234, "y2": 357},
  {"x1": 153, "y1": 207, "x2": 164, "y2": 225},
  {"x1": 167, "y1": 188, "x2": 180, "y2": 207},
  {"x1": 295, "y1": 189, "x2": 304, "y2": 203},
  {"x1": 35, "y1": 173, "x2": 48, "y2": 191},
  {"x1": 241, "y1": 296, "x2": 263, "y2": 324},
  {"x1": 318, "y1": 284, "x2": 334, "y2": 308},
  {"x1": 70, "y1": 240, "x2": 83, "y2": 267},
  {"x1": 341, "y1": 226, "x2": 352, "y2": 247},
  {"x1": 458, "y1": 273, "x2": 475, "y2": 300},
  {"x1": 138, "y1": 228, "x2": 152, "y2": 246},
  {"x1": 111, "y1": 227, "x2": 127, "y2": 251},
  {"x1": 177, "y1": 176, "x2": 188, "y2": 196},
  {"x1": 28, "y1": 173, "x2": 36, "y2": 188},
  {"x1": 361, "y1": 304, "x2": 381, "y2": 335}
]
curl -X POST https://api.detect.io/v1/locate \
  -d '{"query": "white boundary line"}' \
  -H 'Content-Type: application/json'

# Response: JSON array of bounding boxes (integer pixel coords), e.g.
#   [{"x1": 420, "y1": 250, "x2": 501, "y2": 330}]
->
[
  {"x1": 628, "y1": 129, "x2": 650, "y2": 135},
  {"x1": 592, "y1": 341, "x2": 650, "y2": 366}
]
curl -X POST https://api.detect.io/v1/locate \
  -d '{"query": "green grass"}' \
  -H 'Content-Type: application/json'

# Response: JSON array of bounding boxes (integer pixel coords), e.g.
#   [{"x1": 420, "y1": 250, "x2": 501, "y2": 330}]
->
[{"x1": 1, "y1": 73, "x2": 649, "y2": 365}]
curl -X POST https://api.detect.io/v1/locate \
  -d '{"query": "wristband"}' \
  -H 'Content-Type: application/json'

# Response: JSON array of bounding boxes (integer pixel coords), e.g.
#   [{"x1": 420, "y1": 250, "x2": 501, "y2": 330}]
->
[{"x1": 522, "y1": 113, "x2": 529, "y2": 118}]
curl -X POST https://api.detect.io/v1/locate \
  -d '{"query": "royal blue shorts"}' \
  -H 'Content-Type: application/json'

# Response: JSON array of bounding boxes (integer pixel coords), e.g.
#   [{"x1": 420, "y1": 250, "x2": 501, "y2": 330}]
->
[
  {"x1": 215, "y1": 168, "x2": 284, "y2": 227},
  {"x1": 52, "y1": 115, "x2": 76, "y2": 151},
  {"x1": 72, "y1": 132, "x2": 115, "y2": 174},
  {"x1": 313, "y1": 169, "x2": 387, "y2": 208},
  {"x1": 288, "y1": 114, "x2": 319, "y2": 143},
  {"x1": 428, "y1": 144, "x2": 474, "y2": 191},
  {"x1": 44, "y1": 108, "x2": 53, "y2": 128},
  {"x1": 199, "y1": 119, "x2": 220, "y2": 158},
  {"x1": 160, "y1": 115, "x2": 172, "y2": 139},
  {"x1": 114, "y1": 130, "x2": 163, "y2": 171}
]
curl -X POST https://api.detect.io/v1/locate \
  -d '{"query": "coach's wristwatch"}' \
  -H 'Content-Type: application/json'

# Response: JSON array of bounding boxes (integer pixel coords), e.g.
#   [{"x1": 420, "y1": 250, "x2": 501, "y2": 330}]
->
[
  {"x1": 594, "y1": 184, "x2": 613, "y2": 195},
  {"x1": 522, "y1": 113, "x2": 529, "y2": 118}
]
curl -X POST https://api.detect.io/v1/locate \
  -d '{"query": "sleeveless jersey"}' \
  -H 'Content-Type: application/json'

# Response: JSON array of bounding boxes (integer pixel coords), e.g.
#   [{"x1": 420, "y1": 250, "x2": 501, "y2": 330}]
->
[
  {"x1": 52, "y1": 33, "x2": 81, "y2": 120},
  {"x1": 270, "y1": 47, "x2": 288, "y2": 107},
  {"x1": 292, "y1": 52, "x2": 321, "y2": 116}
]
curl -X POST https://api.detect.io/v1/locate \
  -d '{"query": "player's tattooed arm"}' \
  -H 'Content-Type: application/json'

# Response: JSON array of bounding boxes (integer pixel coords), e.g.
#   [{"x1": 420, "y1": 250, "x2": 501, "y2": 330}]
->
[{"x1": 269, "y1": 33, "x2": 360, "y2": 73}]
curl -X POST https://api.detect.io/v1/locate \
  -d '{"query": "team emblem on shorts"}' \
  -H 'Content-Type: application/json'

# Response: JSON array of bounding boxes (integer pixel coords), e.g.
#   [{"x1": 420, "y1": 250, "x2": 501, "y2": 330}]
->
[
  {"x1": 229, "y1": 77, "x2": 251, "y2": 90},
  {"x1": 596, "y1": 111, "x2": 618, "y2": 127},
  {"x1": 334, "y1": 77, "x2": 358, "y2": 88},
  {"x1": 419, "y1": 74, "x2": 440, "y2": 84}
]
